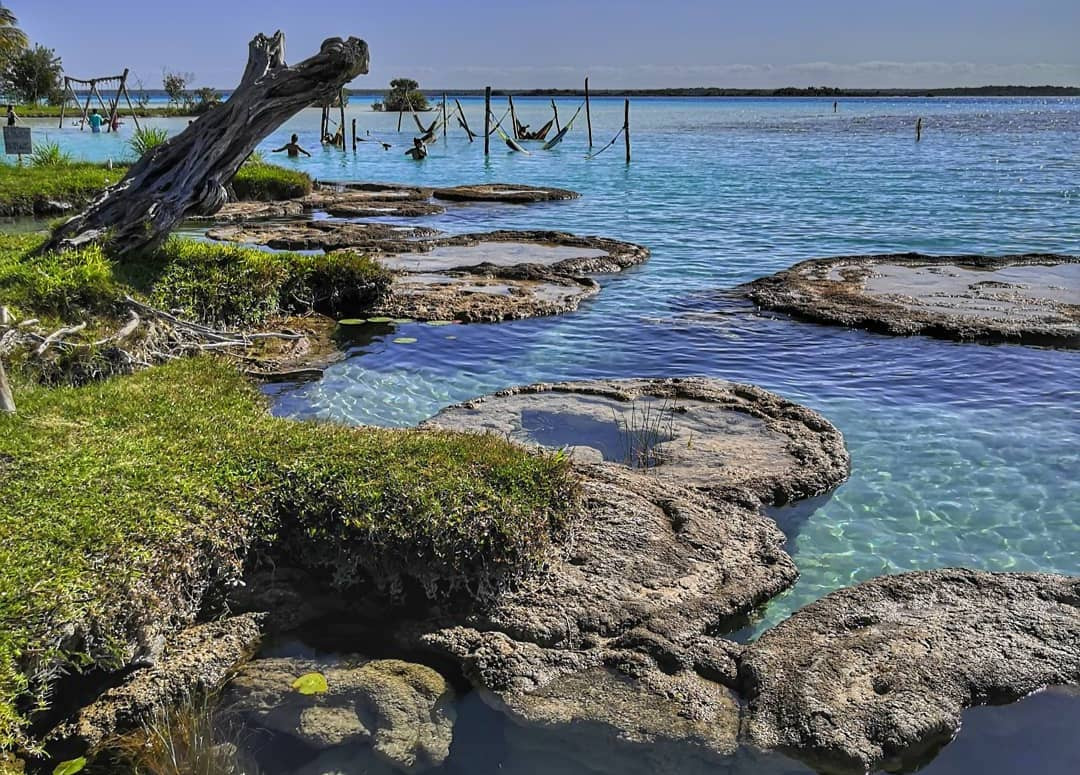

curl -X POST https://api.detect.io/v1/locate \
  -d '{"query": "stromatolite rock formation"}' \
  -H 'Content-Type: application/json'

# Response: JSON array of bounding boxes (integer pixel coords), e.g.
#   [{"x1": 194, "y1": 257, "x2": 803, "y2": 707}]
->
[
  {"x1": 432, "y1": 183, "x2": 579, "y2": 203},
  {"x1": 739, "y1": 569, "x2": 1080, "y2": 774},
  {"x1": 418, "y1": 378, "x2": 850, "y2": 765},
  {"x1": 224, "y1": 656, "x2": 456, "y2": 773},
  {"x1": 744, "y1": 253, "x2": 1080, "y2": 347}
]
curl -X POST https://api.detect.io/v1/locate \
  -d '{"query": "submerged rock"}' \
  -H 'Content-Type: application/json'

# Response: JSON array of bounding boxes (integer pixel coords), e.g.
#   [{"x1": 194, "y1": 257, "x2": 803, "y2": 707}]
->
[
  {"x1": 419, "y1": 378, "x2": 850, "y2": 763},
  {"x1": 223, "y1": 656, "x2": 456, "y2": 773},
  {"x1": 432, "y1": 183, "x2": 579, "y2": 203},
  {"x1": 744, "y1": 253, "x2": 1080, "y2": 347},
  {"x1": 740, "y1": 569, "x2": 1080, "y2": 774},
  {"x1": 190, "y1": 200, "x2": 306, "y2": 222}
]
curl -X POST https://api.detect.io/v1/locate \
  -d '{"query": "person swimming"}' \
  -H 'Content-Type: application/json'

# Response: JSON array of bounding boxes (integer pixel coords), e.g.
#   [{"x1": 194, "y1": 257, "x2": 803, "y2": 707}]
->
[
  {"x1": 272, "y1": 134, "x2": 312, "y2": 158},
  {"x1": 404, "y1": 137, "x2": 427, "y2": 160}
]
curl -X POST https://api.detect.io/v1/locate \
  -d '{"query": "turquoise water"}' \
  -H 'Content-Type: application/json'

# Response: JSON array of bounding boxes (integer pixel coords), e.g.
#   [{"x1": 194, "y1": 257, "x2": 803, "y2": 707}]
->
[{"x1": 25, "y1": 97, "x2": 1080, "y2": 635}]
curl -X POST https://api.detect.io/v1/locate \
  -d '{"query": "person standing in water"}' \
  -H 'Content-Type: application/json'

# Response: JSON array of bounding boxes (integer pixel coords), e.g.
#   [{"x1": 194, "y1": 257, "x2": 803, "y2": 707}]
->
[
  {"x1": 88, "y1": 108, "x2": 105, "y2": 133},
  {"x1": 6, "y1": 105, "x2": 17, "y2": 126},
  {"x1": 404, "y1": 137, "x2": 427, "y2": 160},
  {"x1": 272, "y1": 134, "x2": 312, "y2": 158}
]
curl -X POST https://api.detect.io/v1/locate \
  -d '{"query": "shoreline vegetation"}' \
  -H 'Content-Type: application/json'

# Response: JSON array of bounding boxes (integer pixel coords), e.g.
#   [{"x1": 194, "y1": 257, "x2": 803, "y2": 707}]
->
[
  {"x1": 0, "y1": 159, "x2": 311, "y2": 217},
  {"x1": 13, "y1": 84, "x2": 1080, "y2": 117}
]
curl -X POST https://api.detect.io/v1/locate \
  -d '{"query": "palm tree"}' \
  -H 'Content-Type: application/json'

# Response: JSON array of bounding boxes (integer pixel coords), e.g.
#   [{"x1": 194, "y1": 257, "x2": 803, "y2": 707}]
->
[{"x1": 0, "y1": 4, "x2": 29, "y2": 58}]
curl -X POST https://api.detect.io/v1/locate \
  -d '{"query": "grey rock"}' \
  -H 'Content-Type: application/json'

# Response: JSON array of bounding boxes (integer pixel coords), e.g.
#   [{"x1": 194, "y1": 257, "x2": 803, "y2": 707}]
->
[
  {"x1": 740, "y1": 569, "x2": 1080, "y2": 774},
  {"x1": 744, "y1": 253, "x2": 1080, "y2": 348},
  {"x1": 418, "y1": 378, "x2": 850, "y2": 763},
  {"x1": 224, "y1": 656, "x2": 455, "y2": 773}
]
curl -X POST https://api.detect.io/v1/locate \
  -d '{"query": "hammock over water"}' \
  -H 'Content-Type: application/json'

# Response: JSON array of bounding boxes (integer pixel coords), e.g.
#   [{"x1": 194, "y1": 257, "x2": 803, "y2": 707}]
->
[{"x1": 542, "y1": 104, "x2": 584, "y2": 150}]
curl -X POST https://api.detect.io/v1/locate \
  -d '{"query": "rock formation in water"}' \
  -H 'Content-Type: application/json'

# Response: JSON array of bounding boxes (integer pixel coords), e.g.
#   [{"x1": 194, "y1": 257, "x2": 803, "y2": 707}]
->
[
  {"x1": 739, "y1": 569, "x2": 1080, "y2": 774},
  {"x1": 224, "y1": 656, "x2": 456, "y2": 773},
  {"x1": 417, "y1": 378, "x2": 850, "y2": 765},
  {"x1": 744, "y1": 253, "x2": 1080, "y2": 347}
]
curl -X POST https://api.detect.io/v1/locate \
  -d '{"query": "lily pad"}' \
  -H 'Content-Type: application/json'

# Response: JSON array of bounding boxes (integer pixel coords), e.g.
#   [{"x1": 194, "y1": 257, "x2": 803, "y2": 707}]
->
[
  {"x1": 54, "y1": 759, "x2": 87, "y2": 775},
  {"x1": 337, "y1": 318, "x2": 367, "y2": 326},
  {"x1": 365, "y1": 316, "x2": 395, "y2": 324},
  {"x1": 392, "y1": 318, "x2": 416, "y2": 324},
  {"x1": 424, "y1": 320, "x2": 457, "y2": 327},
  {"x1": 392, "y1": 337, "x2": 418, "y2": 345},
  {"x1": 291, "y1": 672, "x2": 329, "y2": 695}
]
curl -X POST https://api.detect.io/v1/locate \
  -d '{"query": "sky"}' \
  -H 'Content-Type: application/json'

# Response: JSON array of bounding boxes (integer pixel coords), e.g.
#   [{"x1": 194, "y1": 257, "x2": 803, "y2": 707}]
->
[{"x1": 10, "y1": 0, "x2": 1080, "y2": 90}]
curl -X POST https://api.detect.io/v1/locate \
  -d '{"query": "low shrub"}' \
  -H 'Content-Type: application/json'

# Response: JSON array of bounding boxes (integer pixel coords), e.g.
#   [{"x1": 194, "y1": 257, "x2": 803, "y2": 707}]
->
[
  {"x1": 28, "y1": 140, "x2": 73, "y2": 168},
  {"x1": 285, "y1": 250, "x2": 392, "y2": 318},
  {"x1": 128, "y1": 126, "x2": 170, "y2": 159}
]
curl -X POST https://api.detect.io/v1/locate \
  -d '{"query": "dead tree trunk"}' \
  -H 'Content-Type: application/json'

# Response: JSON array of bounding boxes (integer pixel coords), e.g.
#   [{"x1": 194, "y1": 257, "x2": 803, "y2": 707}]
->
[
  {"x1": 41, "y1": 32, "x2": 369, "y2": 259},
  {"x1": 0, "y1": 359, "x2": 13, "y2": 414}
]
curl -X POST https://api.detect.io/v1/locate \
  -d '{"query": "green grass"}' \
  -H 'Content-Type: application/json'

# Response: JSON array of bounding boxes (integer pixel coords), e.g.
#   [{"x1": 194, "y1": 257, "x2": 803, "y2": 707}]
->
[
  {"x1": 0, "y1": 358, "x2": 578, "y2": 751},
  {"x1": 0, "y1": 233, "x2": 390, "y2": 330},
  {"x1": 0, "y1": 164, "x2": 125, "y2": 217},
  {"x1": 0, "y1": 160, "x2": 312, "y2": 217},
  {"x1": 231, "y1": 161, "x2": 312, "y2": 201}
]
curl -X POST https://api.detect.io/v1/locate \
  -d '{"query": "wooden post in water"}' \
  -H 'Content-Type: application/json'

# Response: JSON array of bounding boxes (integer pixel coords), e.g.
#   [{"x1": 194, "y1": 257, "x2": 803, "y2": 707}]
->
[
  {"x1": 624, "y1": 99, "x2": 631, "y2": 163},
  {"x1": 551, "y1": 99, "x2": 561, "y2": 132},
  {"x1": 916, "y1": 117, "x2": 923, "y2": 142},
  {"x1": 508, "y1": 94, "x2": 519, "y2": 139},
  {"x1": 338, "y1": 88, "x2": 346, "y2": 149},
  {"x1": 585, "y1": 76, "x2": 593, "y2": 147},
  {"x1": 455, "y1": 98, "x2": 475, "y2": 142},
  {"x1": 442, "y1": 94, "x2": 448, "y2": 140},
  {"x1": 397, "y1": 105, "x2": 404, "y2": 132},
  {"x1": 484, "y1": 86, "x2": 491, "y2": 157},
  {"x1": 352, "y1": 118, "x2": 357, "y2": 151}
]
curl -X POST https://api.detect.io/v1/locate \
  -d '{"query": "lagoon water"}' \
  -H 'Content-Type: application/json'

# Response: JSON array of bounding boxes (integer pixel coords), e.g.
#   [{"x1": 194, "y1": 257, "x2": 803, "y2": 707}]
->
[{"x1": 24, "y1": 96, "x2": 1080, "y2": 771}]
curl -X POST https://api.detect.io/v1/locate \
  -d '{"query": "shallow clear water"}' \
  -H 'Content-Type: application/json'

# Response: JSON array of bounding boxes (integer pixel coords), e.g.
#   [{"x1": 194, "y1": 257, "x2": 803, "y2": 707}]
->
[
  {"x1": 22, "y1": 97, "x2": 1080, "y2": 627},
  {"x1": 27, "y1": 93, "x2": 1080, "y2": 773}
]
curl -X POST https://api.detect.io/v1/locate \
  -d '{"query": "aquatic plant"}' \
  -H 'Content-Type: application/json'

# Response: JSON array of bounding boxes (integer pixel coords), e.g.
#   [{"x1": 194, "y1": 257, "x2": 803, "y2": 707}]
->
[
  {"x1": 291, "y1": 672, "x2": 328, "y2": 695},
  {"x1": 28, "y1": 140, "x2": 73, "y2": 168},
  {"x1": 128, "y1": 126, "x2": 170, "y2": 159},
  {"x1": 104, "y1": 693, "x2": 259, "y2": 775},
  {"x1": 611, "y1": 398, "x2": 678, "y2": 470}
]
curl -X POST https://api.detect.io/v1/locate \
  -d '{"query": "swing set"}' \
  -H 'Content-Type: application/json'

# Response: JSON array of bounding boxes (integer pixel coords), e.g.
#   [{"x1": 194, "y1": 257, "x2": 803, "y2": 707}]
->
[{"x1": 57, "y1": 69, "x2": 142, "y2": 132}]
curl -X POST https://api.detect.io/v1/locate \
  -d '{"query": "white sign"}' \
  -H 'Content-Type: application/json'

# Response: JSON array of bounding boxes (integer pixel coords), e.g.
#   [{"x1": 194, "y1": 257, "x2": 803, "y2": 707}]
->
[{"x1": 3, "y1": 126, "x2": 32, "y2": 155}]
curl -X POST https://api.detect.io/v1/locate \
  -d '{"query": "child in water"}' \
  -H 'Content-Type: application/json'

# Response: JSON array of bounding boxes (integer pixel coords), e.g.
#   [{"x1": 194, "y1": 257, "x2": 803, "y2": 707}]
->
[
  {"x1": 404, "y1": 137, "x2": 427, "y2": 160},
  {"x1": 272, "y1": 134, "x2": 312, "y2": 158}
]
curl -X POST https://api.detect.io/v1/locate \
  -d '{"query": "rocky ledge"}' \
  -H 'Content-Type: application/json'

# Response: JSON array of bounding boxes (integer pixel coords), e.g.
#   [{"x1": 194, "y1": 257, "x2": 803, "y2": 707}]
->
[
  {"x1": 744, "y1": 253, "x2": 1080, "y2": 347},
  {"x1": 415, "y1": 378, "x2": 850, "y2": 766},
  {"x1": 740, "y1": 569, "x2": 1080, "y2": 774},
  {"x1": 366, "y1": 230, "x2": 649, "y2": 322},
  {"x1": 432, "y1": 183, "x2": 580, "y2": 203},
  {"x1": 208, "y1": 222, "x2": 649, "y2": 323}
]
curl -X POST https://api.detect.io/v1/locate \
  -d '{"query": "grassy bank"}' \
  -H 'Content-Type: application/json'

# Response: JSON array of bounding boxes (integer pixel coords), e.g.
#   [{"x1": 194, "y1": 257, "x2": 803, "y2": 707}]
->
[
  {"x1": 0, "y1": 233, "x2": 389, "y2": 331},
  {"x1": 0, "y1": 358, "x2": 578, "y2": 751},
  {"x1": 0, "y1": 160, "x2": 312, "y2": 217}
]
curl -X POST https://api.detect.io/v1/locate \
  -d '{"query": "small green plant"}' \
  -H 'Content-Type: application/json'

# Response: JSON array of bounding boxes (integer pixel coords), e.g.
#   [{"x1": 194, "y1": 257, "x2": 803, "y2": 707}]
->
[
  {"x1": 611, "y1": 398, "x2": 678, "y2": 470},
  {"x1": 28, "y1": 140, "x2": 72, "y2": 167},
  {"x1": 291, "y1": 672, "x2": 328, "y2": 695},
  {"x1": 128, "y1": 126, "x2": 170, "y2": 159},
  {"x1": 106, "y1": 693, "x2": 259, "y2": 775}
]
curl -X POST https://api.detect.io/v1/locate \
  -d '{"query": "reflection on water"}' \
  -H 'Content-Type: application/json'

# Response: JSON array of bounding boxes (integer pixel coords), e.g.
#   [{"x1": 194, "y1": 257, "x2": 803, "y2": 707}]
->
[{"x1": 520, "y1": 406, "x2": 677, "y2": 467}]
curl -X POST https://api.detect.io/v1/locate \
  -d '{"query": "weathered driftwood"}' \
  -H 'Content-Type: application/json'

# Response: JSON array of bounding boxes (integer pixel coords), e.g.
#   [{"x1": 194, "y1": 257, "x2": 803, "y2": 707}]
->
[
  {"x1": 41, "y1": 32, "x2": 369, "y2": 258},
  {"x1": 0, "y1": 359, "x2": 13, "y2": 413}
]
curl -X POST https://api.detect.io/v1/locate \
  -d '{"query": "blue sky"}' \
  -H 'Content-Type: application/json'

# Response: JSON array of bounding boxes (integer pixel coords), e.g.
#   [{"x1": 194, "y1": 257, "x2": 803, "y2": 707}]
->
[{"x1": 11, "y1": 0, "x2": 1080, "y2": 90}]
